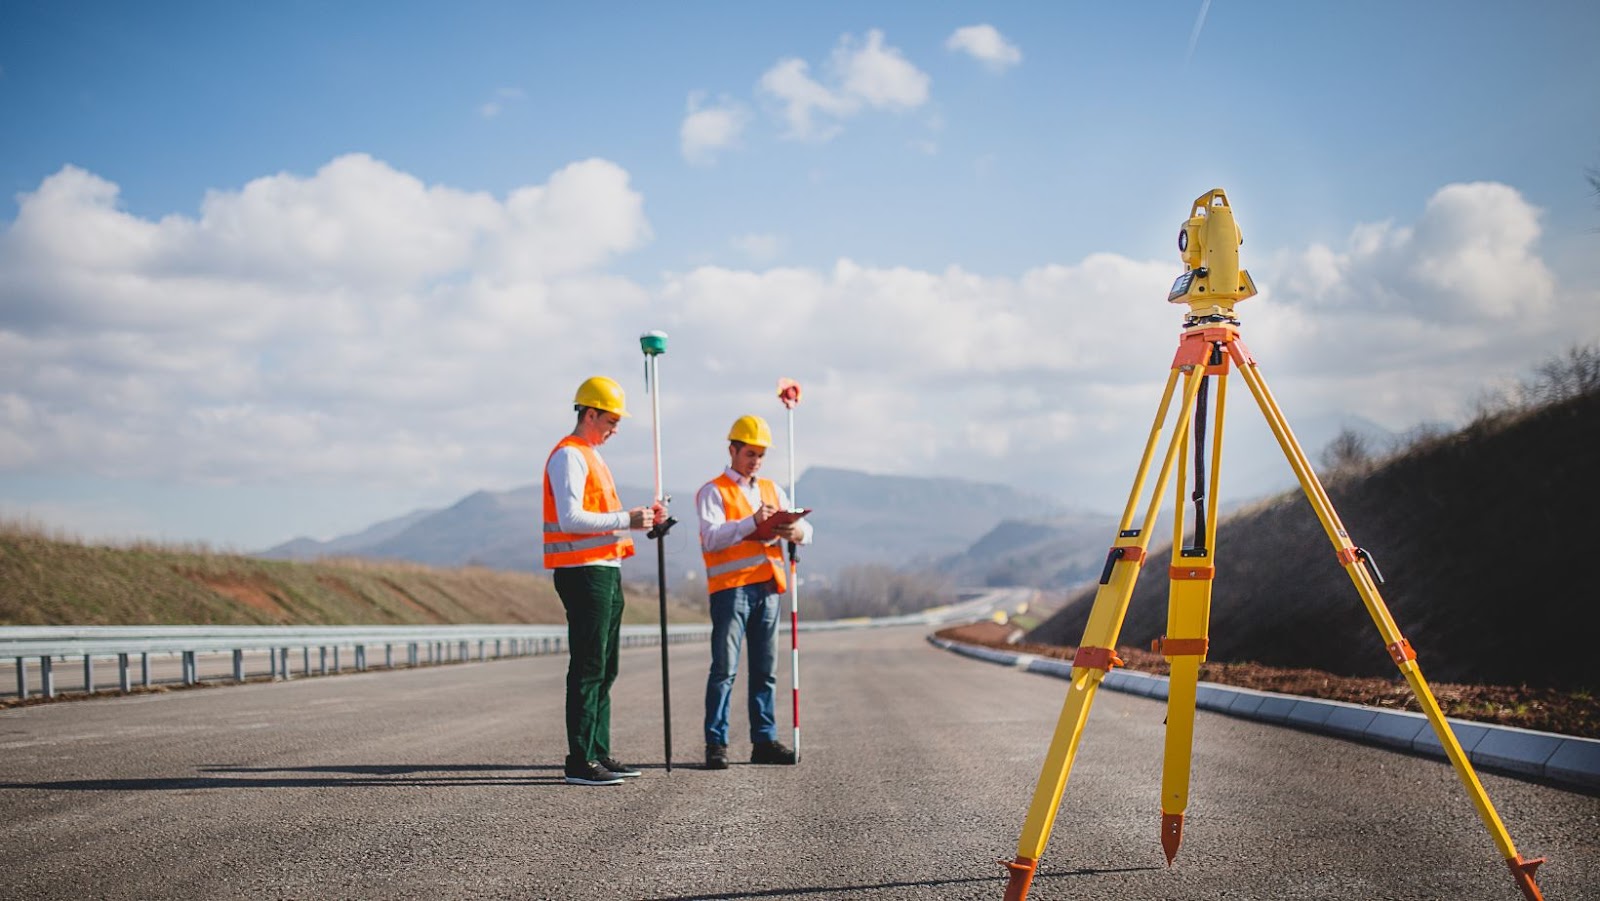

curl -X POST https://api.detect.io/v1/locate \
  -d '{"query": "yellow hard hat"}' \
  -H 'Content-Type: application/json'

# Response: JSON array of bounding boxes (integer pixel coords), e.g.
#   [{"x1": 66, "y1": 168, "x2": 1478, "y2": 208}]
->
[
  {"x1": 573, "y1": 376, "x2": 630, "y2": 417},
  {"x1": 727, "y1": 414, "x2": 772, "y2": 448}
]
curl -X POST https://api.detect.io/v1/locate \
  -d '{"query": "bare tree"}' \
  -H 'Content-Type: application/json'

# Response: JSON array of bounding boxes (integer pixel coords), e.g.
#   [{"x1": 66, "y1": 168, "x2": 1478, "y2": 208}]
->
[
  {"x1": 1319, "y1": 427, "x2": 1372, "y2": 475},
  {"x1": 1522, "y1": 343, "x2": 1600, "y2": 405}
]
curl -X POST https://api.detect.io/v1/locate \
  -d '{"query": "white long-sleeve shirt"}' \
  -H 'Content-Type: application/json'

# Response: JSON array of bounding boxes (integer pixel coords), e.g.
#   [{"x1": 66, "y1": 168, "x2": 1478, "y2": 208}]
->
[
  {"x1": 696, "y1": 466, "x2": 813, "y2": 554},
  {"x1": 546, "y1": 442, "x2": 629, "y2": 569}
]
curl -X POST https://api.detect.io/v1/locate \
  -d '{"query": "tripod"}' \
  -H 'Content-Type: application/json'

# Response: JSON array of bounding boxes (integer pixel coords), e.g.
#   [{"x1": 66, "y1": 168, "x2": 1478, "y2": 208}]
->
[{"x1": 1001, "y1": 191, "x2": 1545, "y2": 901}]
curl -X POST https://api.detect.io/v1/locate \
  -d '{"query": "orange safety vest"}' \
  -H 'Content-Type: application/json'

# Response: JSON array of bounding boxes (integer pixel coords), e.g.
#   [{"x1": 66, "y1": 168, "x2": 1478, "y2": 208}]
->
[
  {"x1": 542, "y1": 436, "x2": 635, "y2": 569},
  {"x1": 701, "y1": 474, "x2": 788, "y2": 594}
]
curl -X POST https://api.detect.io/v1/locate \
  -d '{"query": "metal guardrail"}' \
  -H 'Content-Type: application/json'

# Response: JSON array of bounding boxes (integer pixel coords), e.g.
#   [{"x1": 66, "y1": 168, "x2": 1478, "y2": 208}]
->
[
  {"x1": 2, "y1": 624, "x2": 713, "y2": 701},
  {"x1": 0, "y1": 589, "x2": 1020, "y2": 703}
]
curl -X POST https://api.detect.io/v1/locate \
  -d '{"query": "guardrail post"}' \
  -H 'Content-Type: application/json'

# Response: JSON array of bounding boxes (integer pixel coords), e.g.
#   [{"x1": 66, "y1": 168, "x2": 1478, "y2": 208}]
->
[
  {"x1": 83, "y1": 654, "x2": 94, "y2": 695},
  {"x1": 408, "y1": 643, "x2": 417, "y2": 667},
  {"x1": 233, "y1": 649, "x2": 245, "y2": 683},
  {"x1": 182, "y1": 651, "x2": 196, "y2": 685},
  {"x1": 269, "y1": 648, "x2": 278, "y2": 680},
  {"x1": 356, "y1": 645, "x2": 366, "y2": 671},
  {"x1": 280, "y1": 648, "x2": 290, "y2": 680},
  {"x1": 118, "y1": 653, "x2": 130, "y2": 693},
  {"x1": 477, "y1": 640, "x2": 484, "y2": 661},
  {"x1": 41, "y1": 656, "x2": 54, "y2": 698},
  {"x1": 302, "y1": 647, "x2": 310, "y2": 676},
  {"x1": 141, "y1": 653, "x2": 150, "y2": 687},
  {"x1": 332, "y1": 646, "x2": 341, "y2": 673},
  {"x1": 318, "y1": 647, "x2": 328, "y2": 675},
  {"x1": 15, "y1": 657, "x2": 27, "y2": 700}
]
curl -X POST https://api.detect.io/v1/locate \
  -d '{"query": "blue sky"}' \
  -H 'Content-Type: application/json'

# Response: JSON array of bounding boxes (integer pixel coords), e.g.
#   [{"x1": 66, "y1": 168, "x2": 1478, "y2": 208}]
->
[{"x1": 2, "y1": 1, "x2": 1598, "y2": 549}]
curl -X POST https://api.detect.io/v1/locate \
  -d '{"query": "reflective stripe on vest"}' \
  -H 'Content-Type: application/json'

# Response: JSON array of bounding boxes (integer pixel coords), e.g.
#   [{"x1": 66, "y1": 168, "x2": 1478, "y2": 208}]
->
[
  {"x1": 542, "y1": 436, "x2": 636, "y2": 569},
  {"x1": 701, "y1": 474, "x2": 787, "y2": 594}
]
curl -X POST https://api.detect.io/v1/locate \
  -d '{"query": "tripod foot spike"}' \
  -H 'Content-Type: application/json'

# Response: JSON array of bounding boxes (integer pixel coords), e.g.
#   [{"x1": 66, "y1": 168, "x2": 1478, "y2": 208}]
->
[
  {"x1": 1001, "y1": 856, "x2": 1037, "y2": 901},
  {"x1": 1507, "y1": 854, "x2": 1545, "y2": 901},
  {"x1": 1160, "y1": 813, "x2": 1184, "y2": 865}
]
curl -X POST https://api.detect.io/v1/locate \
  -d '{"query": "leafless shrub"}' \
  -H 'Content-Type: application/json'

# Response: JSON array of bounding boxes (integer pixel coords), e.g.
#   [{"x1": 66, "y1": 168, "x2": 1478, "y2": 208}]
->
[
  {"x1": 1521, "y1": 343, "x2": 1600, "y2": 405},
  {"x1": 1464, "y1": 341, "x2": 1600, "y2": 430},
  {"x1": 1318, "y1": 427, "x2": 1373, "y2": 475}
]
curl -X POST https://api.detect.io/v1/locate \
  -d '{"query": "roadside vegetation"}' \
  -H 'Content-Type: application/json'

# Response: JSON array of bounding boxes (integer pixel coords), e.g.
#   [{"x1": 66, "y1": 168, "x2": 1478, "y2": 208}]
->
[
  {"x1": 1012, "y1": 340, "x2": 1600, "y2": 737},
  {"x1": 0, "y1": 521, "x2": 704, "y2": 626}
]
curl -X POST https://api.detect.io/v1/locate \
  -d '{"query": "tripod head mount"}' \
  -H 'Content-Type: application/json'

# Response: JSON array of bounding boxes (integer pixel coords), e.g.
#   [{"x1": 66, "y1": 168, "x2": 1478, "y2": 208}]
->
[{"x1": 1168, "y1": 188, "x2": 1257, "y2": 322}]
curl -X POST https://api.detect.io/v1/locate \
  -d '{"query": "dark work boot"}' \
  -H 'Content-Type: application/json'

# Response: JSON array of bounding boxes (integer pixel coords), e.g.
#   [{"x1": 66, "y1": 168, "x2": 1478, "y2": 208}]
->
[
  {"x1": 751, "y1": 740, "x2": 797, "y2": 765},
  {"x1": 705, "y1": 743, "x2": 729, "y2": 770}
]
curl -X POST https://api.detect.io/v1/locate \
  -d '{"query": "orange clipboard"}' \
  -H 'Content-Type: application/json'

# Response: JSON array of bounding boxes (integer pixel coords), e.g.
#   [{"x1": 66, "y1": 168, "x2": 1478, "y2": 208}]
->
[{"x1": 751, "y1": 508, "x2": 811, "y2": 542}]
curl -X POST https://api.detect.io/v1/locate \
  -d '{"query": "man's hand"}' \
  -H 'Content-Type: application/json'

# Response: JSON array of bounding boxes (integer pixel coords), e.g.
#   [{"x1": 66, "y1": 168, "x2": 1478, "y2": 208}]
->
[
  {"x1": 771, "y1": 522, "x2": 802, "y2": 542},
  {"x1": 628, "y1": 506, "x2": 656, "y2": 530},
  {"x1": 753, "y1": 502, "x2": 778, "y2": 525},
  {"x1": 651, "y1": 501, "x2": 668, "y2": 522}
]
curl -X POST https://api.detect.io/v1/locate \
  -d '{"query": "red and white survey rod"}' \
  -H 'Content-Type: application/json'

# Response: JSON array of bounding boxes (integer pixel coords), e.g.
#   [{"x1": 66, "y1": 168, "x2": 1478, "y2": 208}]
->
[{"x1": 777, "y1": 377, "x2": 803, "y2": 763}]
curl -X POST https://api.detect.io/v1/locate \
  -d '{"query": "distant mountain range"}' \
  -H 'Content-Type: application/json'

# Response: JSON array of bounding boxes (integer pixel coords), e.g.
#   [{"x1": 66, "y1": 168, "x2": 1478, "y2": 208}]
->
[
  {"x1": 258, "y1": 466, "x2": 1086, "y2": 591},
  {"x1": 258, "y1": 411, "x2": 1404, "y2": 597}
]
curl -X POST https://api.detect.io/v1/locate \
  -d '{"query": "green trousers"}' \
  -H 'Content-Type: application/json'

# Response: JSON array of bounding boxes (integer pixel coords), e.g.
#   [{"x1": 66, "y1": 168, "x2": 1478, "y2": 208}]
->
[{"x1": 553, "y1": 565, "x2": 625, "y2": 765}]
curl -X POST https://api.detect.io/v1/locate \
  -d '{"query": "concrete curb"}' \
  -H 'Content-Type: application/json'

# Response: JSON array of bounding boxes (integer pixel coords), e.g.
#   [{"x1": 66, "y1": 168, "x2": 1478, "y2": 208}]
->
[{"x1": 928, "y1": 636, "x2": 1600, "y2": 794}]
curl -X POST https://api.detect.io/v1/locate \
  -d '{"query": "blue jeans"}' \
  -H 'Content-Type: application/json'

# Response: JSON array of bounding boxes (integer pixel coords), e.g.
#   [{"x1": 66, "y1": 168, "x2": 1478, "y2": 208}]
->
[{"x1": 704, "y1": 580, "x2": 780, "y2": 746}]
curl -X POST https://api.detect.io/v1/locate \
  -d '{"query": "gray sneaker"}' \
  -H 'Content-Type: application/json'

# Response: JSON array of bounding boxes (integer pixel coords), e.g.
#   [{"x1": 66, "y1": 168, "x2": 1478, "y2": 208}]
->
[{"x1": 564, "y1": 760, "x2": 624, "y2": 786}]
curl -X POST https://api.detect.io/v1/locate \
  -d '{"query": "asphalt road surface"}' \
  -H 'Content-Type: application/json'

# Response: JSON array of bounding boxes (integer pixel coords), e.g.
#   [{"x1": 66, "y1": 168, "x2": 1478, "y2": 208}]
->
[{"x1": 1, "y1": 624, "x2": 1595, "y2": 900}]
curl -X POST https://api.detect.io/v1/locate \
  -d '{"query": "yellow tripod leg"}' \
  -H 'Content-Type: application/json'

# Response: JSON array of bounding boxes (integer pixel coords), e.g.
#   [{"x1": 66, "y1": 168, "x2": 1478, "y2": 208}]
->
[
  {"x1": 1004, "y1": 364, "x2": 1207, "y2": 901},
  {"x1": 1227, "y1": 340, "x2": 1545, "y2": 901},
  {"x1": 1158, "y1": 362, "x2": 1225, "y2": 864}
]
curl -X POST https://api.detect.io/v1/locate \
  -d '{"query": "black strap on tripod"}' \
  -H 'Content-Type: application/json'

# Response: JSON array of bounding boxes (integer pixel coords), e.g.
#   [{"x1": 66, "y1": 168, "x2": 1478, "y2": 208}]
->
[{"x1": 1183, "y1": 343, "x2": 1223, "y2": 557}]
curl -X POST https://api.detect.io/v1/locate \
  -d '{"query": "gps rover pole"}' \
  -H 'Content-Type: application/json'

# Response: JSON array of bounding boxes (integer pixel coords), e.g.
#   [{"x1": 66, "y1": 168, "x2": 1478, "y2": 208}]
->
[{"x1": 641, "y1": 330, "x2": 678, "y2": 772}]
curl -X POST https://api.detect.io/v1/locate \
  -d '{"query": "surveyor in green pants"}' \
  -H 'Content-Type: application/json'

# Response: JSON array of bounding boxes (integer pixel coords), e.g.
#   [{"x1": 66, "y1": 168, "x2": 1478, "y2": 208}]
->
[{"x1": 542, "y1": 375, "x2": 663, "y2": 786}]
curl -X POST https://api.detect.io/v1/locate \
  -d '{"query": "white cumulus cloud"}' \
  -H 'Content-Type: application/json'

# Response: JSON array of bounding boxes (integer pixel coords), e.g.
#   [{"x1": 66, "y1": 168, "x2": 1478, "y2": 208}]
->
[
  {"x1": 2, "y1": 162, "x2": 1593, "y2": 540},
  {"x1": 0, "y1": 156, "x2": 653, "y2": 491},
  {"x1": 758, "y1": 29, "x2": 930, "y2": 141},
  {"x1": 945, "y1": 24, "x2": 1022, "y2": 70},
  {"x1": 680, "y1": 92, "x2": 748, "y2": 165}
]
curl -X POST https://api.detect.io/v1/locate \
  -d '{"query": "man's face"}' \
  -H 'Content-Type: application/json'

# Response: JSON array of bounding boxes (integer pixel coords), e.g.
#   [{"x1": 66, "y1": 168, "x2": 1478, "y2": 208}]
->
[
  {"x1": 587, "y1": 409, "x2": 622, "y2": 445},
  {"x1": 729, "y1": 442, "x2": 765, "y2": 478}
]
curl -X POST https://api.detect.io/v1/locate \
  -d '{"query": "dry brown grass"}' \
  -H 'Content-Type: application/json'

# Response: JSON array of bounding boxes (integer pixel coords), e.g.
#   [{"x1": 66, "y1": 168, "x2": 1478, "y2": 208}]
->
[{"x1": 0, "y1": 519, "x2": 705, "y2": 627}]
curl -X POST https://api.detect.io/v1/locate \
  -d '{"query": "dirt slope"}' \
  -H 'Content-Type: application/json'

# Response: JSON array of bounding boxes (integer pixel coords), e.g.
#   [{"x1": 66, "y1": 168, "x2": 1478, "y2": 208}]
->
[
  {"x1": 1029, "y1": 387, "x2": 1600, "y2": 691},
  {"x1": 0, "y1": 527, "x2": 705, "y2": 627}
]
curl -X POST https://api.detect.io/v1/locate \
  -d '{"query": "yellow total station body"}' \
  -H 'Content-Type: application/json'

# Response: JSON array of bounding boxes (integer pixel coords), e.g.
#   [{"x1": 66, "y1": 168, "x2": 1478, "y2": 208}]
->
[{"x1": 1168, "y1": 188, "x2": 1258, "y2": 317}]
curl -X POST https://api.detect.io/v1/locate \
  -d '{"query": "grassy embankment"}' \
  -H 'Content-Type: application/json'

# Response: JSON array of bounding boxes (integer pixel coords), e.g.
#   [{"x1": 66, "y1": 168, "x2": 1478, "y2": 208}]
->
[
  {"x1": 1015, "y1": 344, "x2": 1600, "y2": 738},
  {"x1": 0, "y1": 521, "x2": 704, "y2": 626}
]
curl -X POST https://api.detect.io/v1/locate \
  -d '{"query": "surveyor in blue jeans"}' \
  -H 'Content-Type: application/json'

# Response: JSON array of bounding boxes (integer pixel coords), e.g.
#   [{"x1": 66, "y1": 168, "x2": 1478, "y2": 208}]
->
[{"x1": 696, "y1": 415, "x2": 812, "y2": 769}]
